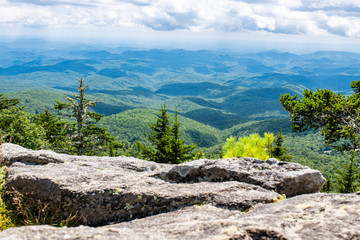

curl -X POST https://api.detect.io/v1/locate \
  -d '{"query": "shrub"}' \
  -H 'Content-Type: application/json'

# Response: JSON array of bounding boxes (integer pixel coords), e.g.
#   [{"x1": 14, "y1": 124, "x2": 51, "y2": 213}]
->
[{"x1": 222, "y1": 133, "x2": 274, "y2": 160}]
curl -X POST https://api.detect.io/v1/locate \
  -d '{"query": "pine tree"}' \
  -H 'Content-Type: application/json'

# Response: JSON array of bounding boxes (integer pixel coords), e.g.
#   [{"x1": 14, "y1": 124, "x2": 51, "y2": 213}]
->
[
  {"x1": 139, "y1": 105, "x2": 197, "y2": 164},
  {"x1": 271, "y1": 130, "x2": 292, "y2": 162},
  {"x1": 169, "y1": 112, "x2": 196, "y2": 164},
  {"x1": 280, "y1": 80, "x2": 360, "y2": 192},
  {"x1": 334, "y1": 151, "x2": 360, "y2": 193},
  {"x1": 54, "y1": 78, "x2": 121, "y2": 156},
  {"x1": 138, "y1": 104, "x2": 172, "y2": 163}
]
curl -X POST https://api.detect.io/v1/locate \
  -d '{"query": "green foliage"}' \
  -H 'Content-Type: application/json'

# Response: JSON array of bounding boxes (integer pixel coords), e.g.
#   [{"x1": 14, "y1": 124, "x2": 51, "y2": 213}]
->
[
  {"x1": 5, "y1": 189, "x2": 84, "y2": 227},
  {"x1": 0, "y1": 166, "x2": 16, "y2": 231},
  {"x1": 1, "y1": 168, "x2": 82, "y2": 229},
  {"x1": 3, "y1": 90, "x2": 66, "y2": 114},
  {"x1": 222, "y1": 133, "x2": 274, "y2": 160},
  {"x1": 280, "y1": 80, "x2": 360, "y2": 192},
  {"x1": 54, "y1": 78, "x2": 121, "y2": 156},
  {"x1": 334, "y1": 152, "x2": 360, "y2": 193},
  {"x1": 98, "y1": 108, "x2": 223, "y2": 148},
  {"x1": 0, "y1": 94, "x2": 46, "y2": 149},
  {"x1": 169, "y1": 112, "x2": 197, "y2": 164},
  {"x1": 284, "y1": 132, "x2": 344, "y2": 181},
  {"x1": 271, "y1": 130, "x2": 292, "y2": 161},
  {"x1": 321, "y1": 178, "x2": 333, "y2": 193},
  {"x1": 138, "y1": 104, "x2": 172, "y2": 163},
  {"x1": 33, "y1": 110, "x2": 73, "y2": 151},
  {"x1": 0, "y1": 94, "x2": 19, "y2": 111},
  {"x1": 226, "y1": 118, "x2": 292, "y2": 138},
  {"x1": 138, "y1": 105, "x2": 197, "y2": 163},
  {"x1": 0, "y1": 107, "x2": 46, "y2": 150},
  {"x1": 280, "y1": 85, "x2": 360, "y2": 150}
]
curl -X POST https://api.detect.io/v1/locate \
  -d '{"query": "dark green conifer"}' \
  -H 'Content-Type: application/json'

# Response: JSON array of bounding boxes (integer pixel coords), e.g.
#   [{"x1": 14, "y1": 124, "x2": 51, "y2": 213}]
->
[
  {"x1": 139, "y1": 105, "x2": 197, "y2": 164},
  {"x1": 334, "y1": 152, "x2": 360, "y2": 193},
  {"x1": 54, "y1": 78, "x2": 121, "y2": 156},
  {"x1": 169, "y1": 112, "x2": 196, "y2": 164},
  {"x1": 138, "y1": 104, "x2": 172, "y2": 163},
  {"x1": 280, "y1": 80, "x2": 360, "y2": 192},
  {"x1": 271, "y1": 130, "x2": 292, "y2": 162}
]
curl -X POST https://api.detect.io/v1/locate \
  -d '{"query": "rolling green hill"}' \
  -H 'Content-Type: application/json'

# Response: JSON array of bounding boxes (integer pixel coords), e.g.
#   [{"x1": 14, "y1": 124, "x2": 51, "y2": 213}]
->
[
  {"x1": 98, "y1": 109, "x2": 223, "y2": 148},
  {"x1": 3, "y1": 90, "x2": 69, "y2": 114}
]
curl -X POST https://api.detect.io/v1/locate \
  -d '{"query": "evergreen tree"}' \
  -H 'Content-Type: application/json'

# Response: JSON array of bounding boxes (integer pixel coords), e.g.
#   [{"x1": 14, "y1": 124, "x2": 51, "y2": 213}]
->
[
  {"x1": 54, "y1": 78, "x2": 121, "y2": 156},
  {"x1": 321, "y1": 178, "x2": 333, "y2": 193},
  {"x1": 138, "y1": 104, "x2": 171, "y2": 163},
  {"x1": 280, "y1": 80, "x2": 360, "y2": 192},
  {"x1": 139, "y1": 105, "x2": 196, "y2": 163},
  {"x1": 169, "y1": 112, "x2": 197, "y2": 164},
  {"x1": 334, "y1": 152, "x2": 360, "y2": 193},
  {"x1": 271, "y1": 130, "x2": 292, "y2": 161}
]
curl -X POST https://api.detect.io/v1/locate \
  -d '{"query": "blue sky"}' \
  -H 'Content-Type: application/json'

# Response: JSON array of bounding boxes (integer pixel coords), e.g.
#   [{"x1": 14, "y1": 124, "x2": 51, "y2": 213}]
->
[{"x1": 1, "y1": 0, "x2": 360, "y2": 51}]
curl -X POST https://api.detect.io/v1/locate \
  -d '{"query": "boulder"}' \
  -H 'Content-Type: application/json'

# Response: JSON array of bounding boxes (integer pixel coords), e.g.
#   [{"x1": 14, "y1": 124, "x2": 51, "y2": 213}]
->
[
  {"x1": 1, "y1": 143, "x2": 280, "y2": 226},
  {"x1": 160, "y1": 157, "x2": 326, "y2": 197},
  {"x1": 1, "y1": 193, "x2": 359, "y2": 240}
]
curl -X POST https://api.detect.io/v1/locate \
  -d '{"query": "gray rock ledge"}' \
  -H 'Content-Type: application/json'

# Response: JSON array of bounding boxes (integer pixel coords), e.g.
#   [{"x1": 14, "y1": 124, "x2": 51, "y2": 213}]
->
[
  {"x1": 0, "y1": 143, "x2": 325, "y2": 229},
  {"x1": 1, "y1": 193, "x2": 359, "y2": 240}
]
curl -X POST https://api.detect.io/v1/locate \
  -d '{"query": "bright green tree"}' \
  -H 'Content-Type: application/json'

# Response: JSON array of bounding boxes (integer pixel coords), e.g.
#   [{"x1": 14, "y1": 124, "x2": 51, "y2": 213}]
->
[
  {"x1": 223, "y1": 133, "x2": 274, "y2": 160},
  {"x1": 280, "y1": 80, "x2": 360, "y2": 192},
  {"x1": 54, "y1": 78, "x2": 121, "y2": 156},
  {"x1": 139, "y1": 105, "x2": 196, "y2": 163}
]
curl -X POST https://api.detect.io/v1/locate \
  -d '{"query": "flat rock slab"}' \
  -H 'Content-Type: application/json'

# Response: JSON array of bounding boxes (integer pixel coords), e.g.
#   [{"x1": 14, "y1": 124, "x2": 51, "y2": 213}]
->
[
  {"x1": 1, "y1": 193, "x2": 359, "y2": 240},
  {"x1": 1, "y1": 143, "x2": 280, "y2": 226}
]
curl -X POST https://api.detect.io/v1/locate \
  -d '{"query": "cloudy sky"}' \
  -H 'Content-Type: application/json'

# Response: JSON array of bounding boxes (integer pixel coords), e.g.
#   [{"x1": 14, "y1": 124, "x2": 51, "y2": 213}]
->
[{"x1": 1, "y1": 0, "x2": 360, "y2": 51}]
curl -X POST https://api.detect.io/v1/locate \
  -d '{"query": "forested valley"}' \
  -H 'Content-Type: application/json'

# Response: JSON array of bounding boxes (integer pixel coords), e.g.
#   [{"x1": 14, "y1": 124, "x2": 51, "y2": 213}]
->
[{"x1": 1, "y1": 39, "x2": 360, "y2": 192}]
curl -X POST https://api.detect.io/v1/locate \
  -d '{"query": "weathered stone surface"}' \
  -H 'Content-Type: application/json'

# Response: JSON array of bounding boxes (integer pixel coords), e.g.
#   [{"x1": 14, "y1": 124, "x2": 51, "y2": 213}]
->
[
  {"x1": 108, "y1": 193, "x2": 360, "y2": 240},
  {"x1": 160, "y1": 157, "x2": 325, "y2": 197},
  {"x1": 1, "y1": 143, "x2": 280, "y2": 226},
  {"x1": 1, "y1": 193, "x2": 360, "y2": 240},
  {"x1": 235, "y1": 192, "x2": 360, "y2": 240}
]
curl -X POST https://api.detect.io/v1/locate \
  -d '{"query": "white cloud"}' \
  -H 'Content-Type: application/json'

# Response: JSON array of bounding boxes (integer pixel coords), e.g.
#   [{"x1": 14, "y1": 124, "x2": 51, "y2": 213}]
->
[
  {"x1": 303, "y1": 0, "x2": 360, "y2": 9},
  {"x1": 0, "y1": 0, "x2": 360, "y2": 39}
]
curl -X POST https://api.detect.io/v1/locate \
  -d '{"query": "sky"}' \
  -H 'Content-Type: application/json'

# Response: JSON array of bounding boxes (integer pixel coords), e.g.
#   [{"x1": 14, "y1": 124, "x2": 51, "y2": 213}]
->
[{"x1": 1, "y1": 0, "x2": 360, "y2": 52}]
